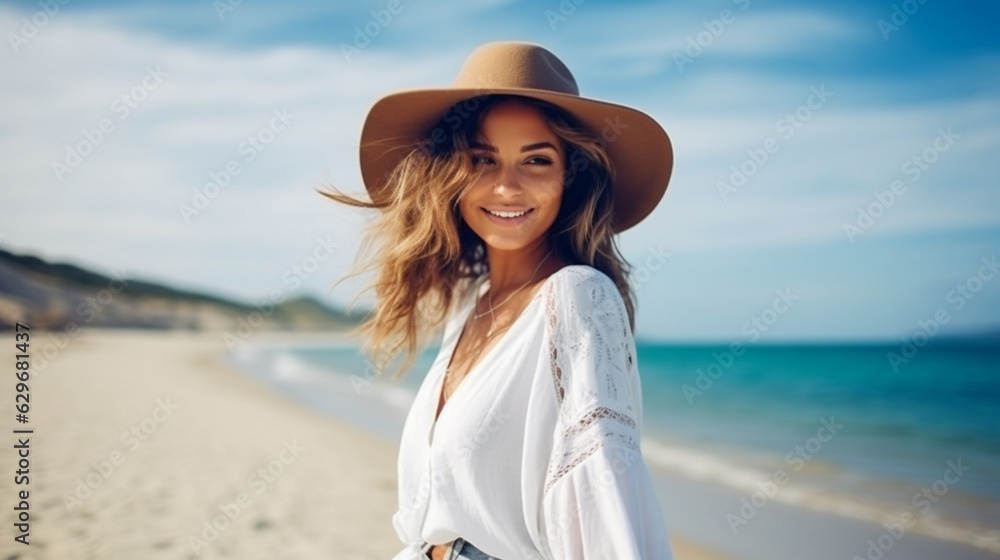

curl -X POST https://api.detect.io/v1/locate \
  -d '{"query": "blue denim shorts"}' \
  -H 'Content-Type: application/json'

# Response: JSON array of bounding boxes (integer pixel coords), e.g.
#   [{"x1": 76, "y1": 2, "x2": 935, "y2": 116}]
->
[{"x1": 421, "y1": 538, "x2": 501, "y2": 560}]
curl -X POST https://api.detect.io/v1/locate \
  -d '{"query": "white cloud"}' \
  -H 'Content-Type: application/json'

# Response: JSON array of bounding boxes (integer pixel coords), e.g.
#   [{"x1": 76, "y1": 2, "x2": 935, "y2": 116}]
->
[
  {"x1": 1, "y1": 4, "x2": 998, "y2": 340},
  {"x1": 616, "y1": 68, "x2": 1000, "y2": 258},
  {"x1": 601, "y1": 8, "x2": 863, "y2": 60}
]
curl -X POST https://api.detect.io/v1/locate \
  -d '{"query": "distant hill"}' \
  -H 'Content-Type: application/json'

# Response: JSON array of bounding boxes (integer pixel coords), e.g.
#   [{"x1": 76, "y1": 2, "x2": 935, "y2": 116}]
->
[{"x1": 0, "y1": 247, "x2": 369, "y2": 332}]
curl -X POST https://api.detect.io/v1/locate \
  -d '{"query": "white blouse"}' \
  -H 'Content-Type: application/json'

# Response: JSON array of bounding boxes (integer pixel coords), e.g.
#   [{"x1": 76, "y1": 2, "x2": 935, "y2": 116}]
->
[{"x1": 390, "y1": 264, "x2": 673, "y2": 560}]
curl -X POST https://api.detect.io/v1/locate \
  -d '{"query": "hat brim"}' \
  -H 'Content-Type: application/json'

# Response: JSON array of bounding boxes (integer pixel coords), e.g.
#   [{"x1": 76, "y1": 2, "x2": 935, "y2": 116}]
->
[{"x1": 359, "y1": 87, "x2": 673, "y2": 233}]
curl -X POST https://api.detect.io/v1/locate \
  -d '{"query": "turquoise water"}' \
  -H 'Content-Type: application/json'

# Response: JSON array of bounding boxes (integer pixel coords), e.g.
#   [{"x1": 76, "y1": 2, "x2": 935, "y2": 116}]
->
[
  {"x1": 638, "y1": 342, "x2": 1000, "y2": 499},
  {"x1": 234, "y1": 339, "x2": 1000, "y2": 553}
]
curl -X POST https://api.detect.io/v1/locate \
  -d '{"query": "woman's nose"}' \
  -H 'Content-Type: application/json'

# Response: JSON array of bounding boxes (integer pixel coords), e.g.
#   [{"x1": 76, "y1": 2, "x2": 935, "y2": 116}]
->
[{"x1": 492, "y1": 164, "x2": 522, "y2": 195}]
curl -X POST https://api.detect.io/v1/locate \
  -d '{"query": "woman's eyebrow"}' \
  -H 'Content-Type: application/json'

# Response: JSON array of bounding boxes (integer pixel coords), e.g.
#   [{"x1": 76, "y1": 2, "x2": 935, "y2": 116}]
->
[{"x1": 520, "y1": 141, "x2": 558, "y2": 153}]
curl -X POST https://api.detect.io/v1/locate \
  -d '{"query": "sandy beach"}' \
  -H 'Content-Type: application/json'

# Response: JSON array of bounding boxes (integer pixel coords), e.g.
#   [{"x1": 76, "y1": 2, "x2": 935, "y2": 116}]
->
[{"x1": 0, "y1": 328, "x2": 731, "y2": 560}]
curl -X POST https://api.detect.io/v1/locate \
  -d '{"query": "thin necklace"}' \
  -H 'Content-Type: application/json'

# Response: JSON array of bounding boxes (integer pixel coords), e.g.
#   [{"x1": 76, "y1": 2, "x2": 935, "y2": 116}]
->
[
  {"x1": 473, "y1": 247, "x2": 554, "y2": 332},
  {"x1": 443, "y1": 248, "x2": 554, "y2": 402}
]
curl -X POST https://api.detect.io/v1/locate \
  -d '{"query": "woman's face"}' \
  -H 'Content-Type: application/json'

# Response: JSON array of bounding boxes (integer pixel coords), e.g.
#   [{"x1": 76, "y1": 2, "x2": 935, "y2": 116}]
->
[{"x1": 458, "y1": 100, "x2": 566, "y2": 254}]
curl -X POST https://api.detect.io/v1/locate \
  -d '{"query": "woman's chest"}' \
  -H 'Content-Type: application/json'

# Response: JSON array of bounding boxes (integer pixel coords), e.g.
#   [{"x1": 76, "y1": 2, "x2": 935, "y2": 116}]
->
[{"x1": 427, "y1": 317, "x2": 547, "y2": 456}]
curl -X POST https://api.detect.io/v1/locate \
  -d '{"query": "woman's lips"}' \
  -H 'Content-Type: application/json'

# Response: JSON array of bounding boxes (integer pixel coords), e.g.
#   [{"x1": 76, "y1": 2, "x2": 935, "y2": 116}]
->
[{"x1": 482, "y1": 207, "x2": 534, "y2": 226}]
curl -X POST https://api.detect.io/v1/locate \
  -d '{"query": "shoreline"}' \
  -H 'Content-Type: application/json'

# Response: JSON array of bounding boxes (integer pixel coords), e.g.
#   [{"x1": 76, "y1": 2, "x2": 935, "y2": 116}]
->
[
  {"x1": 0, "y1": 328, "x2": 732, "y2": 560},
  {"x1": 238, "y1": 330, "x2": 1000, "y2": 560}
]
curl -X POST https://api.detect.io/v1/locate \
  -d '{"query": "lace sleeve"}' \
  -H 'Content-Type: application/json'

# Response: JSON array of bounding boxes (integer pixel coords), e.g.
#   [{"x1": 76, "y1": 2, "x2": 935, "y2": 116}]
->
[
  {"x1": 542, "y1": 267, "x2": 643, "y2": 495},
  {"x1": 536, "y1": 267, "x2": 670, "y2": 559}
]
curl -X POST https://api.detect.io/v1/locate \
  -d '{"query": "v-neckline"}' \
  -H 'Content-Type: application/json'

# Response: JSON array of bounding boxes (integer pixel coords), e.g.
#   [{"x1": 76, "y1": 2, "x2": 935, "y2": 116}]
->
[{"x1": 427, "y1": 269, "x2": 560, "y2": 447}]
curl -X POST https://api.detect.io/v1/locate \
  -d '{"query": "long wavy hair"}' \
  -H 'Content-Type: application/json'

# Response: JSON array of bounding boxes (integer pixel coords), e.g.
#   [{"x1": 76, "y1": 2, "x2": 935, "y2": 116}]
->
[{"x1": 318, "y1": 94, "x2": 636, "y2": 383}]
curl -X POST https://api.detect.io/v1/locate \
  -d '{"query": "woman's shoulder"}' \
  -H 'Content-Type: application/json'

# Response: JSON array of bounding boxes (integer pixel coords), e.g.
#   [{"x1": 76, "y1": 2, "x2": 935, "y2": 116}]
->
[
  {"x1": 544, "y1": 264, "x2": 621, "y2": 303},
  {"x1": 546, "y1": 263, "x2": 610, "y2": 285},
  {"x1": 542, "y1": 264, "x2": 629, "y2": 334},
  {"x1": 542, "y1": 264, "x2": 640, "y2": 427}
]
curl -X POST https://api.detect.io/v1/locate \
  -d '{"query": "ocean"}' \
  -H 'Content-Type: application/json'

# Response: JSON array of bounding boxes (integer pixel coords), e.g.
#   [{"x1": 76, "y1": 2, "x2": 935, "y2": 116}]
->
[{"x1": 231, "y1": 338, "x2": 1000, "y2": 557}]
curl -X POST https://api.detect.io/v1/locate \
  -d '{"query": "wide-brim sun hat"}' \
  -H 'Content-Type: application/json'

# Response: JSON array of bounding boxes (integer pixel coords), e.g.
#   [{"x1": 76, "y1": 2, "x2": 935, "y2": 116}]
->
[{"x1": 358, "y1": 40, "x2": 673, "y2": 233}]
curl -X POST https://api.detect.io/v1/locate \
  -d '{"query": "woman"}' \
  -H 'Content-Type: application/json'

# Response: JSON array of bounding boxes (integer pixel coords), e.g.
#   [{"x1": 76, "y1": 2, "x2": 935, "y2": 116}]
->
[{"x1": 319, "y1": 41, "x2": 674, "y2": 560}]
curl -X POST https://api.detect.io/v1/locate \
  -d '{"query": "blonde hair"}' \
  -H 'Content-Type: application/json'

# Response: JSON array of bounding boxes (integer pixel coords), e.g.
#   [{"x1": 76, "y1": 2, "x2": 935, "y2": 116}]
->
[{"x1": 318, "y1": 94, "x2": 636, "y2": 382}]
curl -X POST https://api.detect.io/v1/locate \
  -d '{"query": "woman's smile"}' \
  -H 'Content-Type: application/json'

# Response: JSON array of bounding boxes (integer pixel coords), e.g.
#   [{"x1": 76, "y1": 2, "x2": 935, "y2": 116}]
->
[{"x1": 481, "y1": 207, "x2": 535, "y2": 225}]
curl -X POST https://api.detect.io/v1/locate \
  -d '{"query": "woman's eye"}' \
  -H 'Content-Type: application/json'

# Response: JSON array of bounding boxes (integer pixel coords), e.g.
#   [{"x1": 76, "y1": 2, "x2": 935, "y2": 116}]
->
[
  {"x1": 471, "y1": 154, "x2": 493, "y2": 165},
  {"x1": 526, "y1": 156, "x2": 552, "y2": 165}
]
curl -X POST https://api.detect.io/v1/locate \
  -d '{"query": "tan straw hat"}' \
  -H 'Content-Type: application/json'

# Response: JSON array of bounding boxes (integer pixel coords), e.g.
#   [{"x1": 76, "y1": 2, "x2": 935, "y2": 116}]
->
[{"x1": 359, "y1": 40, "x2": 673, "y2": 233}]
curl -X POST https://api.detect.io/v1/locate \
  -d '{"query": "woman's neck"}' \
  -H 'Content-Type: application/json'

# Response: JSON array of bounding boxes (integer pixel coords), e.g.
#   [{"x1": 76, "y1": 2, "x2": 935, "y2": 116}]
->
[{"x1": 484, "y1": 240, "x2": 564, "y2": 294}]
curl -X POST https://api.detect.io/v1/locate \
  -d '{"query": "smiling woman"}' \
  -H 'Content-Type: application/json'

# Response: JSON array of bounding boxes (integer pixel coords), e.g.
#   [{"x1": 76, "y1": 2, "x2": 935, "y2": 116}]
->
[{"x1": 316, "y1": 41, "x2": 674, "y2": 559}]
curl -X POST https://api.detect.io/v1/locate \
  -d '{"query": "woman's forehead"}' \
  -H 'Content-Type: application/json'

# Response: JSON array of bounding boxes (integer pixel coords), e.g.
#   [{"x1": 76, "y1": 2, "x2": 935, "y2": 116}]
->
[{"x1": 473, "y1": 102, "x2": 561, "y2": 148}]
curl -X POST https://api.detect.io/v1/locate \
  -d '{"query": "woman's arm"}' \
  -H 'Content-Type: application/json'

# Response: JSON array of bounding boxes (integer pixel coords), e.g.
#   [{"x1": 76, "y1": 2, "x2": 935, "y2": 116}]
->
[{"x1": 537, "y1": 267, "x2": 673, "y2": 560}]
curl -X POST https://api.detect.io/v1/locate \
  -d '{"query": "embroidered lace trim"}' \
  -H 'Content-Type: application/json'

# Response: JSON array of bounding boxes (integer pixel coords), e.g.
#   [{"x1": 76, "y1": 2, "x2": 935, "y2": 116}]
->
[
  {"x1": 559, "y1": 405, "x2": 636, "y2": 439},
  {"x1": 542, "y1": 267, "x2": 641, "y2": 495}
]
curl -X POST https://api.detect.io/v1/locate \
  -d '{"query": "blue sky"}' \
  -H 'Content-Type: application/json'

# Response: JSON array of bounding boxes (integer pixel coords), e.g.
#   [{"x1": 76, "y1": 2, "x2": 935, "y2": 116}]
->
[{"x1": 1, "y1": 0, "x2": 997, "y2": 343}]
